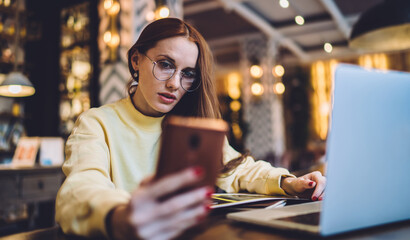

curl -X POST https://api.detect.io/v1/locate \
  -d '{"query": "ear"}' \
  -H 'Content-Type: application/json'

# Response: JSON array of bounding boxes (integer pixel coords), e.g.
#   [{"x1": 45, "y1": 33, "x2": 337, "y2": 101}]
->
[{"x1": 131, "y1": 52, "x2": 139, "y2": 71}]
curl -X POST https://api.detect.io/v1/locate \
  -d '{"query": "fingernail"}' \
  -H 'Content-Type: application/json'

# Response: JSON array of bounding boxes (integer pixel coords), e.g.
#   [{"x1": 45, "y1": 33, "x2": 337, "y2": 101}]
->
[
  {"x1": 205, "y1": 203, "x2": 212, "y2": 212},
  {"x1": 308, "y1": 181, "x2": 314, "y2": 187},
  {"x1": 312, "y1": 196, "x2": 318, "y2": 201},
  {"x1": 192, "y1": 166, "x2": 204, "y2": 177},
  {"x1": 205, "y1": 187, "x2": 213, "y2": 198},
  {"x1": 319, "y1": 196, "x2": 323, "y2": 201}
]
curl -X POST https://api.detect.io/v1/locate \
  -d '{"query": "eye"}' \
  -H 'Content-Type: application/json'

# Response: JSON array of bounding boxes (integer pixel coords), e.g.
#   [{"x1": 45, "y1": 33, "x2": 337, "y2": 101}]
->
[
  {"x1": 182, "y1": 69, "x2": 197, "y2": 79},
  {"x1": 157, "y1": 60, "x2": 175, "y2": 70}
]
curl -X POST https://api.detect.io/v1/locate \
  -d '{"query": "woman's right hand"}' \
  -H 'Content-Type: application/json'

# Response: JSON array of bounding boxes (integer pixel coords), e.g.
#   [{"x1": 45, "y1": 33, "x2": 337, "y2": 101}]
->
[{"x1": 108, "y1": 167, "x2": 213, "y2": 240}]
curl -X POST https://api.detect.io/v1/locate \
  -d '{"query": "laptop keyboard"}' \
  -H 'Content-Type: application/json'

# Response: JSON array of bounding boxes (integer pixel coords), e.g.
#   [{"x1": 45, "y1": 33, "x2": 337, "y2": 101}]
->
[{"x1": 276, "y1": 212, "x2": 320, "y2": 226}]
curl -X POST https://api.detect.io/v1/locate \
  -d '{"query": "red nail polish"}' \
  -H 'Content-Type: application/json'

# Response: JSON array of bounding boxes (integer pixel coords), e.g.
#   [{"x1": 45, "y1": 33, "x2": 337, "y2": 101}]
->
[
  {"x1": 319, "y1": 196, "x2": 323, "y2": 201},
  {"x1": 206, "y1": 188, "x2": 213, "y2": 198},
  {"x1": 205, "y1": 204, "x2": 212, "y2": 212},
  {"x1": 192, "y1": 166, "x2": 204, "y2": 177},
  {"x1": 309, "y1": 181, "x2": 314, "y2": 187},
  {"x1": 312, "y1": 196, "x2": 318, "y2": 201}
]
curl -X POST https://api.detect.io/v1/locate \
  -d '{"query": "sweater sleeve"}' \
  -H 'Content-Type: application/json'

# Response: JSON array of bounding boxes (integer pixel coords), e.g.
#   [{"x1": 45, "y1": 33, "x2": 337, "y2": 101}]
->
[
  {"x1": 55, "y1": 110, "x2": 131, "y2": 238},
  {"x1": 216, "y1": 139, "x2": 296, "y2": 195}
]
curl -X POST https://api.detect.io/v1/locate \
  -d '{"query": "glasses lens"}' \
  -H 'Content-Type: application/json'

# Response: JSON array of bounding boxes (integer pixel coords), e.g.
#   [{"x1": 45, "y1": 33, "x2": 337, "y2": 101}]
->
[
  {"x1": 153, "y1": 60, "x2": 175, "y2": 81},
  {"x1": 181, "y1": 70, "x2": 199, "y2": 92}
]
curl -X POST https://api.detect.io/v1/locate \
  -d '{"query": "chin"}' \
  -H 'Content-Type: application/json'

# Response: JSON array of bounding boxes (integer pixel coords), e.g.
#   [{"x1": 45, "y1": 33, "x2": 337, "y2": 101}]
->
[{"x1": 154, "y1": 105, "x2": 174, "y2": 115}]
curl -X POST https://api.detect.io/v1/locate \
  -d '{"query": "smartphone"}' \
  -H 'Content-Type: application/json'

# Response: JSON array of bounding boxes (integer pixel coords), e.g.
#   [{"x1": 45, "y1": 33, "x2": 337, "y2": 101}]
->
[{"x1": 155, "y1": 116, "x2": 228, "y2": 191}]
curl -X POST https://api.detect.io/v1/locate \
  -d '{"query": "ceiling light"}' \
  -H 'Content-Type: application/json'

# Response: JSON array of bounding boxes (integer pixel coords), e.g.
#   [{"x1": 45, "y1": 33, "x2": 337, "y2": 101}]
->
[
  {"x1": 324, "y1": 42, "x2": 333, "y2": 53},
  {"x1": 0, "y1": 72, "x2": 35, "y2": 97},
  {"x1": 295, "y1": 15, "x2": 305, "y2": 25},
  {"x1": 156, "y1": 6, "x2": 170, "y2": 19},
  {"x1": 349, "y1": 0, "x2": 410, "y2": 51},
  {"x1": 273, "y1": 82, "x2": 285, "y2": 95},
  {"x1": 279, "y1": 0, "x2": 289, "y2": 8},
  {"x1": 272, "y1": 65, "x2": 285, "y2": 77},
  {"x1": 251, "y1": 82, "x2": 264, "y2": 96},
  {"x1": 0, "y1": 0, "x2": 35, "y2": 98},
  {"x1": 250, "y1": 65, "x2": 263, "y2": 78}
]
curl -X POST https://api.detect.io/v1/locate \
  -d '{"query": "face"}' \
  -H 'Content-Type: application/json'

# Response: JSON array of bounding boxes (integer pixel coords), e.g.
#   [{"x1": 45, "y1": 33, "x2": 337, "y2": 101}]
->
[{"x1": 131, "y1": 36, "x2": 199, "y2": 117}]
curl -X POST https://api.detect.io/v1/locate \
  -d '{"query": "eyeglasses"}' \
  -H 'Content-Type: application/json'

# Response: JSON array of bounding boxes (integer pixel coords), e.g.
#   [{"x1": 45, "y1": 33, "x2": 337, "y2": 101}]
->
[{"x1": 143, "y1": 54, "x2": 200, "y2": 92}]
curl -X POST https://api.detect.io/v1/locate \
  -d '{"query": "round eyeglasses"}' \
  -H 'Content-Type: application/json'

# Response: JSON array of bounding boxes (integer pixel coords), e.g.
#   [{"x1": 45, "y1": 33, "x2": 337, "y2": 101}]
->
[{"x1": 143, "y1": 54, "x2": 201, "y2": 92}]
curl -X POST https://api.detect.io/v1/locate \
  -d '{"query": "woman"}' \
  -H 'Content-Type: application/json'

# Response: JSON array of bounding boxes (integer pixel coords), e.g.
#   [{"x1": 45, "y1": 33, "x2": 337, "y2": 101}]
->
[{"x1": 56, "y1": 18, "x2": 325, "y2": 240}]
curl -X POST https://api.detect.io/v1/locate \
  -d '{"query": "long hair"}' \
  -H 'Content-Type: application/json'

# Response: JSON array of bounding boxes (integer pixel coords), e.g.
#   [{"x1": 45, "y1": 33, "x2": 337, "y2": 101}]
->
[
  {"x1": 127, "y1": 18, "x2": 220, "y2": 119},
  {"x1": 127, "y1": 18, "x2": 245, "y2": 173}
]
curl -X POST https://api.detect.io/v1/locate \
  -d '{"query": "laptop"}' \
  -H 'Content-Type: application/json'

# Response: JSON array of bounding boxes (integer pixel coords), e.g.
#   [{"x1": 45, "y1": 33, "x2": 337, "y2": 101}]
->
[{"x1": 227, "y1": 63, "x2": 410, "y2": 236}]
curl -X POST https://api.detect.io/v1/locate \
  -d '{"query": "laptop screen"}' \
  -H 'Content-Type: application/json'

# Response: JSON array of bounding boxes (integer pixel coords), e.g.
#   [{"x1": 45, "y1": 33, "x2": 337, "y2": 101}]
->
[{"x1": 320, "y1": 64, "x2": 410, "y2": 236}]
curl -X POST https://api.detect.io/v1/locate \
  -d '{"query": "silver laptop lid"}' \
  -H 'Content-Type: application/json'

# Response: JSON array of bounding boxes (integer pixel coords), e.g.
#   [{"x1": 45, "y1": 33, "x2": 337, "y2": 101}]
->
[{"x1": 321, "y1": 64, "x2": 410, "y2": 236}]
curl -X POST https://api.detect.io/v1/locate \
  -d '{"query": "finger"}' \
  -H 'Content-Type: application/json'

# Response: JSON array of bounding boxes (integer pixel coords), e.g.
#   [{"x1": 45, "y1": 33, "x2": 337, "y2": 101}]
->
[
  {"x1": 148, "y1": 167, "x2": 202, "y2": 200},
  {"x1": 138, "y1": 204, "x2": 206, "y2": 239},
  {"x1": 301, "y1": 178, "x2": 316, "y2": 189},
  {"x1": 301, "y1": 171, "x2": 322, "y2": 182},
  {"x1": 155, "y1": 186, "x2": 211, "y2": 217},
  {"x1": 162, "y1": 203, "x2": 206, "y2": 233},
  {"x1": 293, "y1": 178, "x2": 315, "y2": 193},
  {"x1": 140, "y1": 175, "x2": 154, "y2": 187},
  {"x1": 318, "y1": 192, "x2": 325, "y2": 201},
  {"x1": 312, "y1": 176, "x2": 326, "y2": 200},
  {"x1": 130, "y1": 186, "x2": 210, "y2": 225},
  {"x1": 151, "y1": 231, "x2": 183, "y2": 240}
]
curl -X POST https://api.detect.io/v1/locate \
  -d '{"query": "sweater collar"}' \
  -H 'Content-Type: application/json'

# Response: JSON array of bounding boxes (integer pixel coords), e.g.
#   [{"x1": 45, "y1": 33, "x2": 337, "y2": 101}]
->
[{"x1": 120, "y1": 97, "x2": 164, "y2": 132}]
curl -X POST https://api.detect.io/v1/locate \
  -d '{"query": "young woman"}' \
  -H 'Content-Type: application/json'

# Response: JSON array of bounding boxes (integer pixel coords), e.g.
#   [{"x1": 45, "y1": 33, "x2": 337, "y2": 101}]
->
[{"x1": 56, "y1": 18, "x2": 325, "y2": 240}]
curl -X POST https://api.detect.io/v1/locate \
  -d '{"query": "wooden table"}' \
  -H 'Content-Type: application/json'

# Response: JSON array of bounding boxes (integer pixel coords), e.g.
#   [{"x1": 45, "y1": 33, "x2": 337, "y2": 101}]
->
[{"x1": 1, "y1": 209, "x2": 409, "y2": 240}]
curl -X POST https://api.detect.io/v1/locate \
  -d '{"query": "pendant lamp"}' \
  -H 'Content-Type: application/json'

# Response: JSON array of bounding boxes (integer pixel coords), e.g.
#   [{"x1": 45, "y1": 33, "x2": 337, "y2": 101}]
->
[
  {"x1": 0, "y1": 0, "x2": 35, "y2": 97},
  {"x1": 349, "y1": 0, "x2": 410, "y2": 51}
]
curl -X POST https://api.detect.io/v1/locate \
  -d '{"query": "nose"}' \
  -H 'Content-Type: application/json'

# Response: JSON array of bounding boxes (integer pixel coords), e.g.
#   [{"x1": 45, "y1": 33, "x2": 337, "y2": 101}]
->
[{"x1": 165, "y1": 70, "x2": 181, "y2": 90}]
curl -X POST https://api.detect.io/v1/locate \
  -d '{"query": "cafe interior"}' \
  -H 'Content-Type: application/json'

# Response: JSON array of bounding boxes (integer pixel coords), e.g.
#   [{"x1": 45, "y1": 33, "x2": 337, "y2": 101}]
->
[{"x1": 0, "y1": 0, "x2": 409, "y2": 238}]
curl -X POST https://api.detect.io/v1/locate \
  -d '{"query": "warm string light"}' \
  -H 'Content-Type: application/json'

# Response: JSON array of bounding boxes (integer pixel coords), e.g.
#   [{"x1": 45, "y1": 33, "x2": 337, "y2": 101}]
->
[
  {"x1": 230, "y1": 100, "x2": 241, "y2": 112},
  {"x1": 103, "y1": 0, "x2": 121, "y2": 60},
  {"x1": 311, "y1": 60, "x2": 338, "y2": 140},
  {"x1": 227, "y1": 72, "x2": 241, "y2": 100},
  {"x1": 107, "y1": 1, "x2": 120, "y2": 15}
]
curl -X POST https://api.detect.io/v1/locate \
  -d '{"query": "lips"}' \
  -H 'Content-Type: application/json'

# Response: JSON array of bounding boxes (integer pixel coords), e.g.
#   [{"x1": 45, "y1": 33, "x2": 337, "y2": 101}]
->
[
  {"x1": 158, "y1": 92, "x2": 176, "y2": 100},
  {"x1": 158, "y1": 92, "x2": 177, "y2": 104}
]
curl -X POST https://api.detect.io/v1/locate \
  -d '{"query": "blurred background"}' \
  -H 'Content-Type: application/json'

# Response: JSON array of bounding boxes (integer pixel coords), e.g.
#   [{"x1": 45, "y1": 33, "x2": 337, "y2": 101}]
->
[
  {"x1": 1, "y1": 0, "x2": 410, "y2": 235},
  {"x1": 1, "y1": 0, "x2": 410, "y2": 169}
]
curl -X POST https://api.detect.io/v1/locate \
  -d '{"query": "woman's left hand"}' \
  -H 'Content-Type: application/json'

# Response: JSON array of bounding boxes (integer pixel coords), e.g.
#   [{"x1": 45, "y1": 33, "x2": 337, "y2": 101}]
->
[{"x1": 280, "y1": 171, "x2": 326, "y2": 201}]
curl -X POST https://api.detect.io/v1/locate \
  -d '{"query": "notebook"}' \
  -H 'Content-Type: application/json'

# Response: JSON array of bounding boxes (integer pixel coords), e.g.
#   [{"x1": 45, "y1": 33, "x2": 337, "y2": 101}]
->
[{"x1": 227, "y1": 64, "x2": 410, "y2": 236}]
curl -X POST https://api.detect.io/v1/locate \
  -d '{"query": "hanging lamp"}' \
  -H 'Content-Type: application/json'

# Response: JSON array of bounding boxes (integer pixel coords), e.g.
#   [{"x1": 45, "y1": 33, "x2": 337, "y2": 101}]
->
[
  {"x1": 349, "y1": 0, "x2": 410, "y2": 51},
  {"x1": 0, "y1": 0, "x2": 35, "y2": 97}
]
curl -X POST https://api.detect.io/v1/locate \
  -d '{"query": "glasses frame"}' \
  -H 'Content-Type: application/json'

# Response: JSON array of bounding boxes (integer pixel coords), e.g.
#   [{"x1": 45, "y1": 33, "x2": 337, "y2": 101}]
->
[{"x1": 142, "y1": 54, "x2": 200, "y2": 92}]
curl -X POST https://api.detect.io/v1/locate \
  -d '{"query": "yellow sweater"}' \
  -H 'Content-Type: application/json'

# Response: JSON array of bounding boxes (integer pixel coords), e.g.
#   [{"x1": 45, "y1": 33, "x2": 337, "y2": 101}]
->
[{"x1": 55, "y1": 97, "x2": 293, "y2": 237}]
